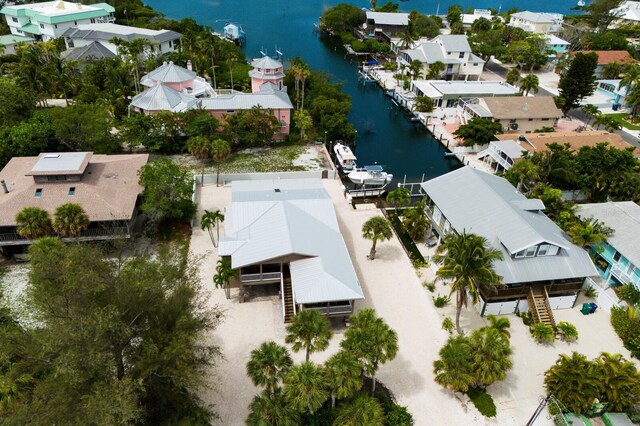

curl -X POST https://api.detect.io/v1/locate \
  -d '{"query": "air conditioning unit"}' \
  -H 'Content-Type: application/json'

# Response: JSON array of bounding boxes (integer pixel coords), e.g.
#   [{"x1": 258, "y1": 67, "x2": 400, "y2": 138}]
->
[
  {"x1": 510, "y1": 122, "x2": 519, "y2": 130},
  {"x1": 503, "y1": 127, "x2": 510, "y2": 132}
]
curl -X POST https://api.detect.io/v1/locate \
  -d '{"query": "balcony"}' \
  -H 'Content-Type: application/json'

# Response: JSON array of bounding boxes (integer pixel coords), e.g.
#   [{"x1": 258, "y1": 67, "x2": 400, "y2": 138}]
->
[
  {"x1": 0, "y1": 227, "x2": 130, "y2": 246},
  {"x1": 304, "y1": 301, "x2": 354, "y2": 317},
  {"x1": 611, "y1": 264, "x2": 634, "y2": 285},
  {"x1": 239, "y1": 271, "x2": 282, "y2": 284}
]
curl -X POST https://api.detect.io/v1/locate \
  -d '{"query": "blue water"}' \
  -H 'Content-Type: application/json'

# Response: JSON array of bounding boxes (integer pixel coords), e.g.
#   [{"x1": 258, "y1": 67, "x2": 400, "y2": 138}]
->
[{"x1": 144, "y1": 0, "x2": 576, "y2": 182}]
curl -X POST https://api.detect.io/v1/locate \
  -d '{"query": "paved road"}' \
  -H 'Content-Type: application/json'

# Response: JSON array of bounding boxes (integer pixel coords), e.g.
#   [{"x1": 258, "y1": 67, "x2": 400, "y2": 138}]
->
[{"x1": 485, "y1": 59, "x2": 508, "y2": 77}]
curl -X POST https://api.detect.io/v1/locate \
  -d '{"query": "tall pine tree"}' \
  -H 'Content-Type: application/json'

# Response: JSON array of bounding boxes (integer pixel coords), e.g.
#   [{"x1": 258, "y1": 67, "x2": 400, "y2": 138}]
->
[{"x1": 557, "y1": 52, "x2": 598, "y2": 116}]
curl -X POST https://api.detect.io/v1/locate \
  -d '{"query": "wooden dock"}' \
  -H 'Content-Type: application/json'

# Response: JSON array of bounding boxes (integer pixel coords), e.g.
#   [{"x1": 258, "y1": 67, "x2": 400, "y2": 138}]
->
[{"x1": 344, "y1": 45, "x2": 373, "y2": 56}]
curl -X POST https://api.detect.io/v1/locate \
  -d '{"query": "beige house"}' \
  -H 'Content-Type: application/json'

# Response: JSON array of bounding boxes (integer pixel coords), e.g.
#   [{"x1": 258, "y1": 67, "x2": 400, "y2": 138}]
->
[
  {"x1": 508, "y1": 11, "x2": 563, "y2": 34},
  {"x1": 0, "y1": 152, "x2": 148, "y2": 256},
  {"x1": 461, "y1": 96, "x2": 562, "y2": 133}
]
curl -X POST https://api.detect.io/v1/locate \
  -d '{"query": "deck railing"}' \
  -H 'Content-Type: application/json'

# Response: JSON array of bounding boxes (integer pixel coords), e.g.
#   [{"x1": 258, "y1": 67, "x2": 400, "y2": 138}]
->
[
  {"x1": 611, "y1": 265, "x2": 634, "y2": 285},
  {"x1": 305, "y1": 302, "x2": 353, "y2": 316},
  {"x1": 0, "y1": 227, "x2": 129, "y2": 244},
  {"x1": 240, "y1": 272, "x2": 282, "y2": 284}
]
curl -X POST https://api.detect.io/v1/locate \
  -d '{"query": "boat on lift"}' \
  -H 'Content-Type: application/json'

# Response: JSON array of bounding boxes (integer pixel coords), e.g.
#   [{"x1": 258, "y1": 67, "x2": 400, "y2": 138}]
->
[
  {"x1": 223, "y1": 23, "x2": 246, "y2": 45},
  {"x1": 577, "y1": 0, "x2": 585, "y2": 6},
  {"x1": 333, "y1": 142, "x2": 357, "y2": 172},
  {"x1": 348, "y1": 165, "x2": 393, "y2": 186}
]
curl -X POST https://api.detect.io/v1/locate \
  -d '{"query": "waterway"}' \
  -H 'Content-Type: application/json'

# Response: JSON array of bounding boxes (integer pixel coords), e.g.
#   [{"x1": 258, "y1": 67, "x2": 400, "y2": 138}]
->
[{"x1": 145, "y1": 0, "x2": 576, "y2": 183}]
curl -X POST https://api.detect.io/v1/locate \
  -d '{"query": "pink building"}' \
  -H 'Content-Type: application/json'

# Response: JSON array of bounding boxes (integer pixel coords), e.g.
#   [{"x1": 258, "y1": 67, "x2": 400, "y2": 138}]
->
[{"x1": 131, "y1": 58, "x2": 293, "y2": 139}]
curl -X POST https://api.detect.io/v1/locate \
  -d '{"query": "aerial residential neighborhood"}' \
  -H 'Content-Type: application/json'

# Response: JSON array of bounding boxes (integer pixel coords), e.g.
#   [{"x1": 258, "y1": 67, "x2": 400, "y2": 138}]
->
[{"x1": 1, "y1": 0, "x2": 640, "y2": 425}]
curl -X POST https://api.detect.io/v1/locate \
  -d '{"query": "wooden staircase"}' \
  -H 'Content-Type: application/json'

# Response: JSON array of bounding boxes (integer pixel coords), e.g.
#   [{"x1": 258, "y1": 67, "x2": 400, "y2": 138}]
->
[
  {"x1": 527, "y1": 287, "x2": 556, "y2": 329},
  {"x1": 283, "y1": 278, "x2": 295, "y2": 323}
]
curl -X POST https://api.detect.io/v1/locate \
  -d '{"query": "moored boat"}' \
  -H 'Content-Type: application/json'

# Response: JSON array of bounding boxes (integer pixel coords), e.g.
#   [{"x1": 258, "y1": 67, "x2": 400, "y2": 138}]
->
[
  {"x1": 348, "y1": 165, "x2": 393, "y2": 186},
  {"x1": 223, "y1": 23, "x2": 246, "y2": 45},
  {"x1": 333, "y1": 142, "x2": 357, "y2": 172}
]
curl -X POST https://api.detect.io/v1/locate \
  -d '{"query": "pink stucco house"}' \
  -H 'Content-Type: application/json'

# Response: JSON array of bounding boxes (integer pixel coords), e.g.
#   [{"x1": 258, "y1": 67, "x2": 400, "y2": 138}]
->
[{"x1": 130, "y1": 56, "x2": 293, "y2": 139}]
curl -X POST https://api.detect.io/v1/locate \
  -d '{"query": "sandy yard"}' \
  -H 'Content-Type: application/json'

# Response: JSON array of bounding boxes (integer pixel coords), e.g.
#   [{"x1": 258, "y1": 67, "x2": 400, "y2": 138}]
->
[{"x1": 191, "y1": 177, "x2": 636, "y2": 426}]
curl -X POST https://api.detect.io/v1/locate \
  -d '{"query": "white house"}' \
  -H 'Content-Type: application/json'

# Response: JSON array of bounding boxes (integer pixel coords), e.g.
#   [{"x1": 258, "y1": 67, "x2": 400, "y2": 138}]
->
[
  {"x1": 1, "y1": 0, "x2": 115, "y2": 42},
  {"x1": 410, "y1": 80, "x2": 518, "y2": 108},
  {"x1": 610, "y1": 1, "x2": 640, "y2": 27},
  {"x1": 363, "y1": 11, "x2": 409, "y2": 37},
  {"x1": 0, "y1": 34, "x2": 35, "y2": 54},
  {"x1": 398, "y1": 34, "x2": 485, "y2": 81},
  {"x1": 461, "y1": 9, "x2": 499, "y2": 29},
  {"x1": 62, "y1": 23, "x2": 181, "y2": 57},
  {"x1": 508, "y1": 11, "x2": 564, "y2": 34}
]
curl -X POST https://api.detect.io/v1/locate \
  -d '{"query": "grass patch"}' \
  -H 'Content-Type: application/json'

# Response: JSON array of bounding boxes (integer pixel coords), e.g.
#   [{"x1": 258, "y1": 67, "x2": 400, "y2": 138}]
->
[
  {"x1": 388, "y1": 213, "x2": 425, "y2": 264},
  {"x1": 603, "y1": 113, "x2": 640, "y2": 130},
  {"x1": 467, "y1": 387, "x2": 497, "y2": 418}
]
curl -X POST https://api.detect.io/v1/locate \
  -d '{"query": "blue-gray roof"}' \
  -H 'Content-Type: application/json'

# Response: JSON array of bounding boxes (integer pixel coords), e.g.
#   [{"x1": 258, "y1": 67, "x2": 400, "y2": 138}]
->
[
  {"x1": 421, "y1": 167, "x2": 598, "y2": 284},
  {"x1": 61, "y1": 40, "x2": 115, "y2": 61},
  {"x1": 130, "y1": 84, "x2": 196, "y2": 112},
  {"x1": 219, "y1": 179, "x2": 364, "y2": 304},
  {"x1": 437, "y1": 34, "x2": 472, "y2": 52}
]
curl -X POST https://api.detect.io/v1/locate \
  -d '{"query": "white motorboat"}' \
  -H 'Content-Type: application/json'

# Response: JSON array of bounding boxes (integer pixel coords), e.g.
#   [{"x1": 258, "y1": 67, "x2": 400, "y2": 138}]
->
[
  {"x1": 577, "y1": 0, "x2": 585, "y2": 6},
  {"x1": 348, "y1": 165, "x2": 393, "y2": 186},
  {"x1": 333, "y1": 142, "x2": 357, "y2": 172}
]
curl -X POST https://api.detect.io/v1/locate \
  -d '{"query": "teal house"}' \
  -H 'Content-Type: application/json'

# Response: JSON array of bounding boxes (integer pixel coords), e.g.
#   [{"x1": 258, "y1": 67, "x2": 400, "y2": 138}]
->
[{"x1": 577, "y1": 201, "x2": 640, "y2": 288}]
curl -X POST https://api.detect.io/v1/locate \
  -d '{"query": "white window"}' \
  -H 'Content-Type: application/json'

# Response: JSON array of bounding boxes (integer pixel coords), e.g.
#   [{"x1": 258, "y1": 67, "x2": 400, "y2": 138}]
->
[
  {"x1": 515, "y1": 250, "x2": 525, "y2": 258},
  {"x1": 90, "y1": 18, "x2": 95, "y2": 23},
  {"x1": 443, "y1": 220, "x2": 451, "y2": 234},
  {"x1": 537, "y1": 244, "x2": 549, "y2": 256},
  {"x1": 525, "y1": 246, "x2": 537, "y2": 257},
  {"x1": 40, "y1": 23, "x2": 44, "y2": 29},
  {"x1": 547, "y1": 246, "x2": 559, "y2": 256},
  {"x1": 12, "y1": 17, "x2": 18, "y2": 23},
  {"x1": 433, "y1": 206, "x2": 442, "y2": 224}
]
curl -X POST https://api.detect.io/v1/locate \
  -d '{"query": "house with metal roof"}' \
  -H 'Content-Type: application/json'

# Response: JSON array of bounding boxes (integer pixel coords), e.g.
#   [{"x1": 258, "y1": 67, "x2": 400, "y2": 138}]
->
[
  {"x1": 0, "y1": 152, "x2": 148, "y2": 256},
  {"x1": 460, "y1": 96, "x2": 562, "y2": 133},
  {"x1": 0, "y1": 34, "x2": 35, "y2": 54},
  {"x1": 61, "y1": 23, "x2": 181, "y2": 57},
  {"x1": 363, "y1": 11, "x2": 409, "y2": 37},
  {"x1": 218, "y1": 179, "x2": 364, "y2": 322},
  {"x1": 410, "y1": 80, "x2": 518, "y2": 108},
  {"x1": 398, "y1": 35, "x2": 485, "y2": 81},
  {"x1": 576, "y1": 201, "x2": 640, "y2": 289},
  {"x1": 60, "y1": 40, "x2": 115, "y2": 61},
  {"x1": 130, "y1": 58, "x2": 293, "y2": 139},
  {"x1": 1, "y1": 1, "x2": 115, "y2": 42},
  {"x1": 508, "y1": 11, "x2": 564, "y2": 34},
  {"x1": 421, "y1": 167, "x2": 598, "y2": 319}
]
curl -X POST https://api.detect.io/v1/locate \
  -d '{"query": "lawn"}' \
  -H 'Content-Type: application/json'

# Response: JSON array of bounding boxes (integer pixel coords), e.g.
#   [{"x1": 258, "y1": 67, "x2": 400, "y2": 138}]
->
[{"x1": 602, "y1": 113, "x2": 640, "y2": 131}]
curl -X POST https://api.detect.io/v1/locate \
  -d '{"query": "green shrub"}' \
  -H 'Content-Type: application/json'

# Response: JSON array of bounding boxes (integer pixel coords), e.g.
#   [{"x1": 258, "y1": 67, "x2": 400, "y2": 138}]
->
[
  {"x1": 441, "y1": 317, "x2": 455, "y2": 334},
  {"x1": 530, "y1": 323, "x2": 556, "y2": 344},
  {"x1": 517, "y1": 311, "x2": 533, "y2": 326},
  {"x1": 556, "y1": 321, "x2": 579, "y2": 342},
  {"x1": 423, "y1": 281, "x2": 436, "y2": 292},
  {"x1": 467, "y1": 387, "x2": 497, "y2": 418},
  {"x1": 611, "y1": 306, "x2": 640, "y2": 357},
  {"x1": 384, "y1": 401, "x2": 413, "y2": 425},
  {"x1": 433, "y1": 294, "x2": 450, "y2": 308},
  {"x1": 583, "y1": 284, "x2": 598, "y2": 299},
  {"x1": 351, "y1": 39, "x2": 367, "y2": 52},
  {"x1": 301, "y1": 402, "x2": 334, "y2": 425}
]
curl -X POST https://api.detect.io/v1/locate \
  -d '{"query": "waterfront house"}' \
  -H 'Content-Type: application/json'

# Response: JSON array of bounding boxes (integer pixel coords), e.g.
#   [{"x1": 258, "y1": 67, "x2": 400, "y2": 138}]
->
[
  {"x1": 460, "y1": 96, "x2": 562, "y2": 133},
  {"x1": 545, "y1": 34, "x2": 570, "y2": 61},
  {"x1": 410, "y1": 80, "x2": 518, "y2": 108},
  {"x1": 0, "y1": 152, "x2": 148, "y2": 256},
  {"x1": 484, "y1": 131, "x2": 639, "y2": 172},
  {"x1": 461, "y1": 9, "x2": 496, "y2": 29},
  {"x1": 398, "y1": 34, "x2": 485, "y2": 81},
  {"x1": 508, "y1": 11, "x2": 564, "y2": 34},
  {"x1": 610, "y1": 1, "x2": 640, "y2": 28},
  {"x1": 576, "y1": 202, "x2": 640, "y2": 289},
  {"x1": 363, "y1": 11, "x2": 409, "y2": 38},
  {"x1": 421, "y1": 167, "x2": 598, "y2": 319},
  {"x1": 582, "y1": 50, "x2": 637, "y2": 78},
  {"x1": 0, "y1": 34, "x2": 35, "y2": 54},
  {"x1": 218, "y1": 179, "x2": 364, "y2": 322},
  {"x1": 130, "y1": 56, "x2": 293, "y2": 138},
  {"x1": 1, "y1": 0, "x2": 115, "y2": 42},
  {"x1": 62, "y1": 23, "x2": 181, "y2": 57}
]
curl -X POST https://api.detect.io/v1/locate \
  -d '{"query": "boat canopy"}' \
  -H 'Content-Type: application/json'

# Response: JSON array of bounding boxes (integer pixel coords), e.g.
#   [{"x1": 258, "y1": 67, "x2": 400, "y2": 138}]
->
[
  {"x1": 364, "y1": 165, "x2": 383, "y2": 172},
  {"x1": 341, "y1": 152, "x2": 356, "y2": 160}
]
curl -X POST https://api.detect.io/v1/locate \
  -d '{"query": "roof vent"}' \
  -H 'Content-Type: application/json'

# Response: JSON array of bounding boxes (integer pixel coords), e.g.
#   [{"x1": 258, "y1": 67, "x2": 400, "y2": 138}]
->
[
  {"x1": 44, "y1": 154, "x2": 60, "y2": 158},
  {"x1": 274, "y1": 188, "x2": 281, "y2": 192}
]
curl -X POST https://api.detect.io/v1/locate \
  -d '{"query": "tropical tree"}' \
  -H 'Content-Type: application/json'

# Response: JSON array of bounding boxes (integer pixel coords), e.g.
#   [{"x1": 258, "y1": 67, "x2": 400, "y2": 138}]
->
[
  {"x1": 603, "y1": 61, "x2": 624, "y2": 79},
  {"x1": 426, "y1": 61, "x2": 445, "y2": 80},
  {"x1": 506, "y1": 67, "x2": 521, "y2": 86},
  {"x1": 558, "y1": 52, "x2": 598, "y2": 115},
  {"x1": 433, "y1": 231, "x2": 504, "y2": 334},
  {"x1": 596, "y1": 352, "x2": 640, "y2": 412},
  {"x1": 333, "y1": 394, "x2": 385, "y2": 426},
  {"x1": 15, "y1": 207, "x2": 52, "y2": 240},
  {"x1": 52, "y1": 203, "x2": 89, "y2": 238},
  {"x1": 210, "y1": 138, "x2": 231, "y2": 187},
  {"x1": 247, "y1": 388, "x2": 300, "y2": 426},
  {"x1": 361, "y1": 216, "x2": 393, "y2": 260},
  {"x1": 386, "y1": 187, "x2": 411, "y2": 214},
  {"x1": 519, "y1": 74, "x2": 539, "y2": 96},
  {"x1": 413, "y1": 96, "x2": 434, "y2": 113},
  {"x1": 398, "y1": 30, "x2": 416, "y2": 49},
  {"x1": 433, "y1": 334, "x2": 475, "y2": 392},
  {"x1": 325, "y1": 351, "x2": 362, "y2": 409},
  {"x1": 567, "y1": 217, "x2": 612, "y2": 248},
  {"x1": 453, "y1": 117, "x2": 502, "y2": 147},
  {"x1": 544, "y1": 352, "x2": 601, "y2": 414},
  {"x1": 201, "y1": 209, "x2": 224, "y2": 247},
  {"x1": 213, "y1": 257, "x2": 235, "y2": 299},
  {"x1": 246, "y1": 341, "x2": 293, "y2": 395},
  {"x1": 197, "y1": 31, "x2": 219, "y2": 89},
  {"x1": 283, "y1": 361, "x2": 330, "y2": 415},
  {"x1": 402, "y1": 207, "x2": 429, "y2": 241},
  {"x1": 580, "y1": 104, "x2": 600, "y2": 128},
  {"x1": 285, "y1": 309, "x2": 332, "y2": 362},
  {"x1": 504, "y1": 159, "x2": 539, "y2": 193},
  {"x1": 187, "y1": 135, "x2": 211, "y2": 185},
  {"x1": 556, "y1": 321, "x2": 579, "y2": 342},
  {"x1": 592, "y1": 114, "x2": 621, "y2": 132},
  {"x1": 486, "y1": 314, "x2": 511, "y2": 339},
  {"x1": 469, "y1": 327, "x2": 513, "y2": 386},
  {"x1": 341, "y1": 309, "x2": 398, "y2": 393},
  {"x1": 409, "y1": 59, "x2": 423, "y2": 80},
  {"x1": 293, "y1": 108, "x2": 313, "y2": 140}
]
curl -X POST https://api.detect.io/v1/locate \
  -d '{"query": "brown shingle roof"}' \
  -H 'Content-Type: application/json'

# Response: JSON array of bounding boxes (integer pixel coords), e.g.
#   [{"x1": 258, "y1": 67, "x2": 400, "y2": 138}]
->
[
  {"x1": 481, "y1": 96, "x2": 562, "y2": 120},
  {"x1": 495, "y1": 131, "x2": 640, "y2": 157},
  {"x1": 0, "y1": 153, "x2": 149, "y2": 227},
  {"x1": 582, "y1": 50, "x2": 636, "y2": 65}
]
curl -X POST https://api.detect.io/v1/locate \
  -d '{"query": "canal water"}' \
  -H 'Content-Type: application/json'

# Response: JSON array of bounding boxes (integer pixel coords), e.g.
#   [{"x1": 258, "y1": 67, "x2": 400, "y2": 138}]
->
[{"x1": 145, "y1": 0, "x2": 574, "y2": 183}]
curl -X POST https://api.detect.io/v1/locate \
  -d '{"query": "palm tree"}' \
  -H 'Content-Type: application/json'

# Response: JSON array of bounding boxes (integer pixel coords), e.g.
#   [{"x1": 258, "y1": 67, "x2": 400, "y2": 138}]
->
[
  {"x1": 187, "y1": 135, "x2": 211, "y2": 186},
  {"x1": 15, "y1": 207, "x2": 52, "y2": 240},
  {"x1": 486, "y1": 314, "x2": 511, "y2": 339},
  {"x1": 227, "y1": 53, "x2": 238, "y2": 90},
  {"x1": 519, "y1": 74, "x2": 539, "y2": 96},
  {"x1": 283, "y1": 361, "x2": 330, "y2": 415},
  {"x1": 544, "y1": 352, "x2": 601, "y2": 414},
  {"x1": 210, "y1": 138, "x2": 231, "y2": 187},
  {"x1": 361, "y1": 216, "x2": 393, "y2": 260},
  {"x1": 506, "y1": 67, "x2": 521, "y2": 86},
  {"x1": 603, "y1": 61, "x2": 624, "y2": 79},
  {"x1": 333, "y1": 394, "x2": 385, "y2": 426},
  {"x1": 296, "y1": 62, "x2": 311, "y2": 111},
  {"x1": 506, "y1": 159, "x2": 539, "y2": 193},
  {"x1": 580, "y1": 104, "x2": 600, "y2": 128},
  {"x1": 409, "y1": 59, "x2": 423, "y2": 80},
  {"x1": 197, "y1": 32, "x2": 218, "y2": 89},
  {"x1": 201, "y1": 209, "x2": 224, "y2": 247},
  {"x1": 592, "y1": 114, "x2": 621, "y2": 131},
  {"x1": 246, "y1": 341, "x2": 293, "y2": 395},
  {"x1": 340, "y1": 309, "x2": 398, "y2": 393},
  {"x1": 567, "y1": 217, "x2": 611, "y2": 248},
  {"x1": 619, "y1": 64, "x2": 640, "y2": 94},
  {"x1": 596, "y1": 352, "x2": 640, "y2": 412},
  {"x1": 426, "y1": 61, "x2": 445, "y2": 80},
  {"x1": 385, "y1": 187, "x2": 410, "y2": 215},
  {"x1": 247, "y1": 388, "x2": 300, "y2": 426},
  {"x1": 52, "y1": 203, "x2": 89, "y2": 238},
  {"x1": 285, "y1": 309, "x2": 332, "y2": 362},
  {"x1": 469, "y1": 327, "x2": 512, "y2": 387},
  {"x1": 213, "y1": 257, "x2": 235, "y2": 299},
  {"x1": 398, "y1": 30, "x2": 416, "y2": 50},
  {"x1": 433, "y1": 231, "x2": 504, "y2": 334},
  {"x1": 325, "y1": 351, "x2": 362, "y2": 409},
  {"x1": 402, "y1": 207, "x2": 429, "y2": 241},
  {"x1": 433, "y1": 334, "x2": 475, "y2": 392}
]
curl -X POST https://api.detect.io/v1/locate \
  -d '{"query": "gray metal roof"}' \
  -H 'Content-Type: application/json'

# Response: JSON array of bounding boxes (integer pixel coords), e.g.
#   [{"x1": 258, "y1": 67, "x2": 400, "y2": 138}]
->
[
  {"x1": 404, "y1": 42, "x2": 459, "y2": 65},
  {"x1": 130, "y1": 84, "x2": 196, "y2": 112},
  {"x1": 576, "y1": 201, "x2": 640, "y2": 267},
  {"x1": 28, "y1": 152, "x2": 91, "y2": 175},
  {"x1": 61, "y1": 40, "x2": 115, "y2": 61},
  {"x1": 200, "y1": 85, "x2": 293, "y2": 110},
  {"x1": 142, "y1": 61, "x2": 196, "y2": 84},
  {"x1": 250, "y1": 56, "x2": 282, "y2": 70},
  {"x1": 437, "y1": 34, "x2": 472, "y2": 52},
  {"x1": 421, "y1": 167, "x2": 598, "y2": 284},
  {"x1": 365, "y1": 11, "x2": 409, "y2": 26},
  {"x1": 511, "y1": 11, "x2": 563, "y2": 23},
  {"x1": 491, "y1": 140, "x2": 525, "y2": 160},
  {"x1": 219, "y1": 179, "x2": 364, "y2": 304},
  {"x1": 61, "y1": 23, "x2": 181, "y2": 44}
]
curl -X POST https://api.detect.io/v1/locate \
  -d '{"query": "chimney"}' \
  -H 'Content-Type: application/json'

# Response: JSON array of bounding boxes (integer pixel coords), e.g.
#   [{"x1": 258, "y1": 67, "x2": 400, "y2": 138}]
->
[
  {"x1": 187, "y1": 60, "x2": 193, "y2": 71},
  {"x1": 1, "y1": 180, "x2": 8, "y2": 194}
]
